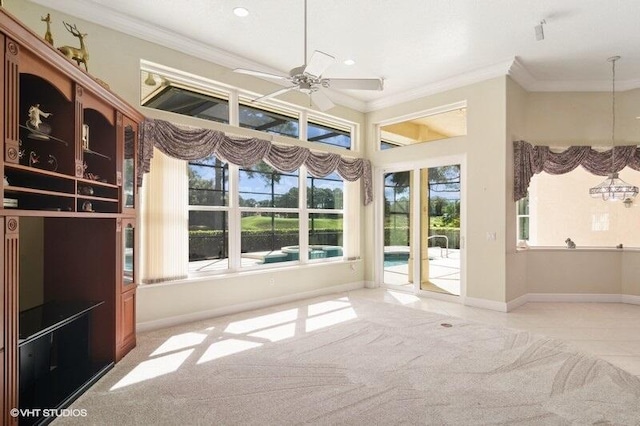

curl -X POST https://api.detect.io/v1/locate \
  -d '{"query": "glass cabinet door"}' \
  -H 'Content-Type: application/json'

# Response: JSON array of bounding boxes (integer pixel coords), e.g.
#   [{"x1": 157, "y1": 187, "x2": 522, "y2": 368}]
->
[
  {"x1": 123, "y1": 221, "x2": 135, "y2": 286},
  {"x1": 123, "y1": 123, "x2": 136, "y2": 210}
]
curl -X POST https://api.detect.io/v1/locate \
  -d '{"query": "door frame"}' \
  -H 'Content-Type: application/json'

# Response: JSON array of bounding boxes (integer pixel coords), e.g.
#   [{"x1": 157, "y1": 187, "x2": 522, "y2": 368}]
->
[{"x1": 375, "y1": 154, "x2": 467, "y2": 303}]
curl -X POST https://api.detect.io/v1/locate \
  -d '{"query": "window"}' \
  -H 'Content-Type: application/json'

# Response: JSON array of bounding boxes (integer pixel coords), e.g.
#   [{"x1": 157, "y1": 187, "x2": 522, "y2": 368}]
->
[
  {"x1": 142, "y1": 85, "x2": 229, "y2": 124},
  {"x1": 141, "y1": 68, "x2": 355, "y2": 151},
  {"x1": 188, "y1": 156, "x2": 230, "y2": 272},
  {"x1": 239, "y1": 162, "x2": 300, "y2": 265},
  {"x1": 379, "y1": 104, "x2": 467, "y2": 150},
  {"x1": 307, "y1": 172, "x2": 344, "y2": 259},
  {"x1": 141, "y1": 63, "x2": 356, "y2": 275},
  {"x1": 239, "y1": 103, "x2": 298, "y2": 138},
  {"x1": 523, "y1": 167, "x2": 640, "y2": 247},
  {"x1": 308, "y1": 119, "x2": 352, "y2": 149},
  {"x1": 516, "y1": 193, "x2": 529, "y2": 242}
]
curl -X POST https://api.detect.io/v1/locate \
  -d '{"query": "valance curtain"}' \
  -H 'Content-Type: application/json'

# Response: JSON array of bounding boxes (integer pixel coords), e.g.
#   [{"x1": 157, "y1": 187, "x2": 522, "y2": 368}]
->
[
  {"x1": 138, "y1": 118, "x2": 373, "y2": 205},
  {"x1": 513, "y1": 140, "x2": 640, "y2": 201}
]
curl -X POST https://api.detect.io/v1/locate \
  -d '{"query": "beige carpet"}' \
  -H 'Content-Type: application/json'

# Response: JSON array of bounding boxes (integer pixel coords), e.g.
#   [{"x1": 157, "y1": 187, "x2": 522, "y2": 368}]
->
[{"x1": 55, "y1": 295, "x2": 640, "y2": 425}]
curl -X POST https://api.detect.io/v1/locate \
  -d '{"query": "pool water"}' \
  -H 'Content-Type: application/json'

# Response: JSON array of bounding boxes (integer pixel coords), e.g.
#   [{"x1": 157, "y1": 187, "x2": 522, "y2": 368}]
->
[{"x1": 384, "y1": 258, "x2": 409, "y2": 267}]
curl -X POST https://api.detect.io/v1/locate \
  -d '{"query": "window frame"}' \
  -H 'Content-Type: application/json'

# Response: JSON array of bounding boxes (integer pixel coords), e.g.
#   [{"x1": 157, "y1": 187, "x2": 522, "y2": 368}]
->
[{"x1": 142, "y1": 62, "x2": 357, "y2": 277}]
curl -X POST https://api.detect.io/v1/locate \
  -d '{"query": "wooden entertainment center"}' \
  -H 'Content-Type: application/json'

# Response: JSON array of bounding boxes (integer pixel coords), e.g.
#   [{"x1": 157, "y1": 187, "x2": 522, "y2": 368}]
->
[{"x1": 1, "y1": 7, "x2": 143, "y2": 425}]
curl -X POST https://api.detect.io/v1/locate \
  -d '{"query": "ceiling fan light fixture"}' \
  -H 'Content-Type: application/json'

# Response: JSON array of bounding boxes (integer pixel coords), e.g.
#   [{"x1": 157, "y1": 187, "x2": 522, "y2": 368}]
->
[
  {"x1": 233, "y1": 0, "x2": 382, "y2": 111},
  {"x1": 233, "y1": 7, "x2": 249, "y2": 17}
]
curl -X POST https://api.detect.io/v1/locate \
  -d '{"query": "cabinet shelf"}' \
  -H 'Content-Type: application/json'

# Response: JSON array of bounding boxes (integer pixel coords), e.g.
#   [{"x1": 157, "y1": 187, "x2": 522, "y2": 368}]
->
[
  {"x1": 76, "y1": 177, "x2": 118, "y2": 189},
  {"x1": 83, "y1": 148, "x2": 111, "y2": 160},
  {"x1": 5, "y1": 163, "x2": 75, "y2": 182},
  {"x1": 5, "y1": 185, "x2": 76, "y2": 199},
  {"x1": 19, "y1": 124, "x2": 70, "y2": 146},
  {"x1": 78, "y1": 194, "x2": 119, "y2": 203}
]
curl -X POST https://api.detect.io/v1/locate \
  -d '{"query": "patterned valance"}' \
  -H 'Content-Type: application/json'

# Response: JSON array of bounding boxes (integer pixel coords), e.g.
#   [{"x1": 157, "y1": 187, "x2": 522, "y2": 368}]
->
[
  {"x1": 139, "y1": 118, "x2": 373, "y2": 205},
  {"x1": 513, "y1": 140, "x2": 640, "y2": 201}
]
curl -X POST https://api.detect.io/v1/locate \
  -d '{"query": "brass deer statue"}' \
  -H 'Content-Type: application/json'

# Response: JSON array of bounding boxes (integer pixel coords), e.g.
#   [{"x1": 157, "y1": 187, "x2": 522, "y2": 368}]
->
[
  {"x1": 58, "y1": 22, "x2": 89, "y2": 71},
  {"x1": 41, "y1": 14, "x2": 54, "y2": 45}
]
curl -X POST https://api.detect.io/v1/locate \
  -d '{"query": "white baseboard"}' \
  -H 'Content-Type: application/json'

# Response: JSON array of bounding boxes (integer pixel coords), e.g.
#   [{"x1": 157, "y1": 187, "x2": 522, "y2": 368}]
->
[
  {"x1": 464, "y1": 296, "x2": 508, "y2": 313},
  {"x1": 526, "y1": 293, "x2": 623, "y2": 303},
  {"x1": 364, "y1": 280, "x2": 377, "y2": 289},
  {"x1": 463, "y1": 292, "x2": 640, "y2": 313},
  {"x1": 506, "y1": 294, "x2": 529, "y2": 311},
  {"x1": 621, "y1": 294, "x2": 640, "y2": 305},
  {"x1": 137, "y1": 280, "x2": 365, "y2": 332}
]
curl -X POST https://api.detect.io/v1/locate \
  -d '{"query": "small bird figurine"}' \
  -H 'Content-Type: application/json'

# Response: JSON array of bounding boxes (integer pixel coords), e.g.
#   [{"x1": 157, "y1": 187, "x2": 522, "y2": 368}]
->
[{"x1": 565, "y1": 238, "x2": 576, "y2": 249}]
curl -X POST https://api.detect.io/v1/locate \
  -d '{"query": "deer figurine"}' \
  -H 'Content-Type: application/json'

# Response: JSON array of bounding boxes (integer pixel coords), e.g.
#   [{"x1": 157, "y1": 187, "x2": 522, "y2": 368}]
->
[
  {"x1": 58, "y1": 22, "x2": 89, "y2": 71},
  {"x1": 41, "y1": 13, "x2": 54, "y2": 45}
]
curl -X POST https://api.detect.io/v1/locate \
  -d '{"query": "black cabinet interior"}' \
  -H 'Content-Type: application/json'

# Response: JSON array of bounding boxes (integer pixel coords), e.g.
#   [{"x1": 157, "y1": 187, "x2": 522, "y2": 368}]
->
[{"x1": 18, "y1": 301, "x2": 111, "y2": 426}]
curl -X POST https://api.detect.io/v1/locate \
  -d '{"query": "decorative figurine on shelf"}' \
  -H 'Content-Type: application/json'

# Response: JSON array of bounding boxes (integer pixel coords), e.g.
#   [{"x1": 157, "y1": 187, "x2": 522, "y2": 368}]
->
[
  {"x1": 58, "y1": 22, "x2": 89, "y2": 71},
  {"x1": 26, "y1": 104, "x2": 53, "y2": 140},
  {"x1": 47, "y1": 154, "x2": 58, "y2": 171},
  {"x1": 82, "y1": 161, "x2": 100, "y2": 181},
  {"x1": 616, "y1": 243, "x2": 623, "y2": 249},
  {"x1": 4, "y1": 176, "x2": 9, "y2": 186},
  {"x1": 78, "y1": 186, "x2": 94, "y2": 196},
  {"x1": 28, "y1": 151, "x2": 39, "y2": 168},
  {"x1": 565, "y1": 238, "x2": 576, "y2": 249},
  {"x1": 82, "y1": 201, "x2": 94, "y2": 212},
  {"x1": 41, "y1": 13, "x2": 54, "y2": 45}
]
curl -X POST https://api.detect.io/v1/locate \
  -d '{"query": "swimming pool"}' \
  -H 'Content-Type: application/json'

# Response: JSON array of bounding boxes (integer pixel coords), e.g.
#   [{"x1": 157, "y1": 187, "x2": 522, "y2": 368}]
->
[{"x1": 383, "y1": 252, "x2": 409, "y2": 268}]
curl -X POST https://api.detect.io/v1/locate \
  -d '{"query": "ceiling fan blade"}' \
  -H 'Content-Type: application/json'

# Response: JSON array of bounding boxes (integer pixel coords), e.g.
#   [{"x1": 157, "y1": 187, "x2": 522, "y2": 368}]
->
[
  {"x1": 303, "y1": 50, "x2": 335, "y2": 78},
  {"x1": 234, "y1": 68, "x2": 290, "y2": 81},
  {"x1": 310, "y1": 90, "x2": 335, "y2": 112},
  {"x1": 322, "y1": 78, "x2": 384, "y2": 91},
  {"x1": 252, "y1": 86, "x2": 297, "y2": 103}
]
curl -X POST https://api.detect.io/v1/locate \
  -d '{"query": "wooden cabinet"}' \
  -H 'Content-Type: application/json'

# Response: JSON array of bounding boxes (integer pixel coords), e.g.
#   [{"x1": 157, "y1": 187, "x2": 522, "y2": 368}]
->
[
  {"x1": 0, "y1": 8, "x2": 143, "y2": 424},
  {"x1": 116, "y1": 219, "x2": 136, "y2": 360}
]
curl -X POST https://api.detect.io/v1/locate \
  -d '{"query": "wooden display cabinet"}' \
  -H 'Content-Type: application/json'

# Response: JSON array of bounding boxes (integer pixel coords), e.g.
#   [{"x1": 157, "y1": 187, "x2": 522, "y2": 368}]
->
[{"x1": 1, "y1": 7, "x2": 143, "y2": 425}]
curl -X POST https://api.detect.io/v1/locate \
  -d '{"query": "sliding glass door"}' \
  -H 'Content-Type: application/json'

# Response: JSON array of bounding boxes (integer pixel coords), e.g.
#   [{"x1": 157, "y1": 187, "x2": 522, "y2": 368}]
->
[{"x1": 381, "y1": 162, "x2": 463, "y2": 297}]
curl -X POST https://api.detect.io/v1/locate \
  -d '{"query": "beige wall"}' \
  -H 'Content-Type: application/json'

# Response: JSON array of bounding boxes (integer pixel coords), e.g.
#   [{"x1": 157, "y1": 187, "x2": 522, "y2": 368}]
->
[
  {"x1": 7, "y1": 0, "x2": 368, "y2": 326},
  {"x1": 522, "y1": 90, "x2": 640, "y2": 146},
  {"x1": 525, "y1": 249, "x2": 622, "y2": 294},
  {"x1": 505, "y1": 78, "x2": 528, "y2": 301},
  {"x1": 366, "y1": 77, "x2": 508, "y2": 303}
]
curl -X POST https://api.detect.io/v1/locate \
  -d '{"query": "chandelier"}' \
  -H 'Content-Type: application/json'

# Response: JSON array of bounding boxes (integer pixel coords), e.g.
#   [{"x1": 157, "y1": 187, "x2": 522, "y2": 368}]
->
[{"x1": 589, "y1": 56, "x2": 639, "y2": 201}]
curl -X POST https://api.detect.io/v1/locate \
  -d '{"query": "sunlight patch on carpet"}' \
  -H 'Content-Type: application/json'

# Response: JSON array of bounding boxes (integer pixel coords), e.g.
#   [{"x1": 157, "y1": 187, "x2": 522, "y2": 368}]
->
[
  {"x1": 224, "y1": 308, "x2": 299, "y2": 334},
  {"x1": 110, "y1": 349, "x2": 194, "y2": 390},
  {"x1": 197, "y1": 339, "x2": 262, "y2": 364},
  {"x1": 150, "y1": 332, "x2": 208, "y2": 356}
]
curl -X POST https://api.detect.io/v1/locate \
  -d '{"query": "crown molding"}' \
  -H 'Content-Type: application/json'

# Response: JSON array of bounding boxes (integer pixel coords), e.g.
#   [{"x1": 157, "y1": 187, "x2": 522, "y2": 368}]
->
[
  {"x1": 363, "y1": 59, "x2": 515, "y2": 112},
  {"x1": 509, "y1": 56, "x2": 640, "y2": 92}
]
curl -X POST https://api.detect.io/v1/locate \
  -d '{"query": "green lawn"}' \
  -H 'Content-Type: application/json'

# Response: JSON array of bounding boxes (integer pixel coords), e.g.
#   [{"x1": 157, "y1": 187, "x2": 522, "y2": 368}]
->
[{"x1": 241, "y1": 215, "x2": 342, "y2": 230}]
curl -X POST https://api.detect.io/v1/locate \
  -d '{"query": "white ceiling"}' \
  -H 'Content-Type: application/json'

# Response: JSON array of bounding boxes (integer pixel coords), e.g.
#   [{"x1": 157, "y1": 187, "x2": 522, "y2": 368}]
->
[{"x1": 31, "y1": 0, "x2": 640, "y2": 112}]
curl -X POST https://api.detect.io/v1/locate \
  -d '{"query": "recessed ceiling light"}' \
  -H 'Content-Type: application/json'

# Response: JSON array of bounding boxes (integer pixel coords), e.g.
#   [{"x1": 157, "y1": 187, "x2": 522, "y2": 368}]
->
[
  {"x1": 233, "y1": 7, "x2": 249, "y2": 17},
  {"x1": 343, "y1": 59, "x2": 355, "y2": 66}
]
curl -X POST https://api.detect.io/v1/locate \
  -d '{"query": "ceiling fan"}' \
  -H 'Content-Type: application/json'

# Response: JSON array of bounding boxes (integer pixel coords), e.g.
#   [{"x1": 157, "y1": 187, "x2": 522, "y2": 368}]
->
[{"x1": 234, "y1": 0, "x2": 384, "y2": 111}]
